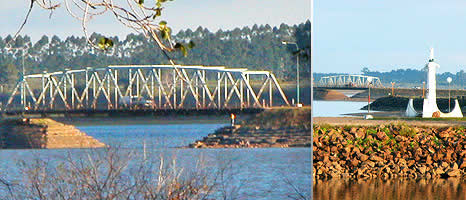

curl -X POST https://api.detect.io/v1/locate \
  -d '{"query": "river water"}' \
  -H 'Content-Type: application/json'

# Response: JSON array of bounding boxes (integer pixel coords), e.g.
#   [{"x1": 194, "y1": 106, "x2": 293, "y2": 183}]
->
[
  {"x1": 1, "y1": 101, "x2": 462, "y2": 199},
  {"x1": 0, "y1": 101, "x2": 370, "y2": 199},
  {"x1": 0, "y1": 122, "x2": 311, "y2": 199},
  {"x1": 313, "y1": 100, "x2": 368, "y2": 117},
  {"x1": 79, "y1": 124, "x2": 312, "y2": 199}
]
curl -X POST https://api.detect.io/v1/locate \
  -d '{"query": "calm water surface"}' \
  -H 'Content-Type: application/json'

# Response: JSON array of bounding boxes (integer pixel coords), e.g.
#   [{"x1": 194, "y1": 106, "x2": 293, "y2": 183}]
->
[
  {"x1": 1, "y1": 101, "x2": 460, "y2": 199},
  {"x1": 313, "y1": 101, "x2": 368, "y2": 117},
  {"x1": 314, "y1": 178, "x2": 466, "y2": 200},
  {"x1": 0, "y1": 123, "x2": 311, "y2": 199}
]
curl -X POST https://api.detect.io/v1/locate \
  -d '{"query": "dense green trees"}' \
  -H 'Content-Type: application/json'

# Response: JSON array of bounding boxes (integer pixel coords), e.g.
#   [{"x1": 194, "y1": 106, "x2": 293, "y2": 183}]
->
[{"x1": 0, "y1": 21, "x2": 311, "y2": 87}]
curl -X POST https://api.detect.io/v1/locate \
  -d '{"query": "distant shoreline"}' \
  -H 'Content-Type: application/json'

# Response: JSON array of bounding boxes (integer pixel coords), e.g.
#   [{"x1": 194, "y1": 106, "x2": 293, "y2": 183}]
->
[
  {"x1": 188, "y1": 108, "x2": 311, "y2": 148},
  {"x1": 54, "y1": 115, "x2": 233, "y2": 126}
]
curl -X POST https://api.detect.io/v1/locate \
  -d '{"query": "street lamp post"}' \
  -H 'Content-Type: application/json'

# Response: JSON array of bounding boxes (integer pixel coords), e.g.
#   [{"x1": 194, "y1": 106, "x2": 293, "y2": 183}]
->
[
  {"x1": 390, "y1": 82, "x2": 395, "y2": 96},
  {"x1": 447, "y1": 77, "x2": 452, "y2": 112},
  {"x1": 282, "y1": 41, "x2": 300, "y2": 106},
  {"x1": 368, "y1": 84, "x2": 371, "y2": 113},
  {"x1": 367, "y1": 77, "x2": 373, "y2": 114},
  {"x1": 422, "y1": 81, "x2": 426, "y2": 98}
]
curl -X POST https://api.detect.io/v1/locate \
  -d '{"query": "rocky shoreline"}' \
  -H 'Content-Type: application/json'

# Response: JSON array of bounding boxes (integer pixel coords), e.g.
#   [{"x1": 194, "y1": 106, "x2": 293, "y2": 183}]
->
[
  {"x1": 362, "y1": 96, "x2": 466, "y2": 112},
  {"x1": 313, "y1": 124, "x2": 466, "y2": 179},
  {"x1": 0, "y1": 118, "x2": 105, "y2": 149},
  {"x1": 189, "y1": 125, "x2": 311, "y2": 148},
  {"x1": 189, "y1": 108, "x2": 311, "y2": 148},
  {"x1": 191, "y1": 108, "x2": 466, "y2": 180}
]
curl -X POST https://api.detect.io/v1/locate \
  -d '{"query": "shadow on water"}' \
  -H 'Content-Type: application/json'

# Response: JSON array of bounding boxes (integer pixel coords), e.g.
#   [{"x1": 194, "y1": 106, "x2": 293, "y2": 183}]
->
[{"x1": 314, "y1": 178, "x2": 466, "y2": 200}]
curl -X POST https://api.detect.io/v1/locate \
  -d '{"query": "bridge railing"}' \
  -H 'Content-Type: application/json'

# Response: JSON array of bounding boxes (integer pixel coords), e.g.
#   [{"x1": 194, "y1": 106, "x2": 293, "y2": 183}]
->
[{"x1": 3, "y1": 65, "x2": 290, "y2": 112}]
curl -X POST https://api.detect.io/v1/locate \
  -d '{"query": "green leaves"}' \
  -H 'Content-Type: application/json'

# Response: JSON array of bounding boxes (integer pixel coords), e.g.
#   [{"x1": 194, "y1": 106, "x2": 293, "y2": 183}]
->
[
  {"x1": 188, "y1": 40, "x2": 195, "y2": 49},
  {"x1": 174, "y1": 40, "x2": 195, "y2": 57},
  {"x1": 174, "y1": 43, "x2": 187, "y2": 57},
  {"x1": 98, "y1": 37, "x2": 114, "y2": 51},
  {"x1": 157, "y1": 19, "x2": 194, "y2": 57},
  {"x1": 153, "y1": 8, "x2": 162, "y2": 18},
  {"x1": 159, "y1": 20, "x2": 167, "y2": 27},
  {"x1": 138, "y1": 0, "x2": 144, "y2": 6},
  {"x1": 161, "y1": 28, "x2": 171, "y2": 40},
  {"x1": 159, "y1": 21, "x2": 171, "y2": 40}
]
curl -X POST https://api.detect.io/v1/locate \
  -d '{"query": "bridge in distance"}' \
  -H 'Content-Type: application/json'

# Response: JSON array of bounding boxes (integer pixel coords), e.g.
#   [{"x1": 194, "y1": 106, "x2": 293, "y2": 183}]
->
[
  {"x1": 314, "y1": 75, "x2": 383, "y2": 97},
  {"x1": 315, "y1": 74, "x2": 383, "y2": 89}
]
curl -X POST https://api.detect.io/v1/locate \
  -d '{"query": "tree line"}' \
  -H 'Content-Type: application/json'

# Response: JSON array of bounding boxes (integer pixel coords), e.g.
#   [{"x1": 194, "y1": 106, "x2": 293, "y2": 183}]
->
[
  {"x1": 0, "y1": 21, "x2": 311, "y2": 87},
  {"x1": 361, "y1": 67, "x2": 466, "y2": 88},
  {"x1": 314, "y1": 67, "x2": 466, "y2": 88}
]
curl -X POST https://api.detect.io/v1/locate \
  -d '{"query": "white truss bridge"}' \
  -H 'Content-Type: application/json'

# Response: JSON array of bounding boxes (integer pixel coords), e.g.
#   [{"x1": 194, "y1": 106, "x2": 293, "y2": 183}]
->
[
  {"x1": 317, "y1": 74, "x2": 383, "y2": 88},
  {"x1": 3, "y1": 65, "x2": 290, "y2": 111}
]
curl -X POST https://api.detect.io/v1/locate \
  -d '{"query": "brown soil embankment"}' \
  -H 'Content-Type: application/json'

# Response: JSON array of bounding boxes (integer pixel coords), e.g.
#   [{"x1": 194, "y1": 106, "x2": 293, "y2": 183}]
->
[
  {"x1": 189, "y1": 108, "x2": 311, "y2": 148},
  {"x1": 313, "y1": 123, "x2": 466, "y2": 180},
  {"x1": 0, "y1": 118, "x2": 105, "y2": 149},
  {"x1": 314, "y1": 88, "x2": 349, "y2": 101}
]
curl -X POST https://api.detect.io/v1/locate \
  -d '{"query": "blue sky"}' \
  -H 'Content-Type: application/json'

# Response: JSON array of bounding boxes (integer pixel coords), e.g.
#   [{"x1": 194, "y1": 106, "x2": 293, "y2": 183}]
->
[
  {"x1": 5, "y1": 1, "x2": 465, "y2": 74},
  {"x1": 0, "y1": 0, "x2": 310, "y2": 41},
  {"x1": 315, "y1": 0, "x2": 466, "y2": 73}
]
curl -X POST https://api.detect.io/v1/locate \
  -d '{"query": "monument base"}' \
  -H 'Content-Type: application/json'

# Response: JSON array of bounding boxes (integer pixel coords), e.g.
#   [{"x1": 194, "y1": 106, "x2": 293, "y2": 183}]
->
[
  {"x1": 405, "y1": 98, "x2": 418, "y2": 117},
  {"x1": 422, "y1": 99, "x2": 463, "y2": 118}
]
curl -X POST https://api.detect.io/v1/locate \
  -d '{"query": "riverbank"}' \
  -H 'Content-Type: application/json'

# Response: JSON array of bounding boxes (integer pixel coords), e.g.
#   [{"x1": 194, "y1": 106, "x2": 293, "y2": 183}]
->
[
  {"x1": 0, "y1": 118, "x2": 105, "y2": 149},
  {"x1": 188, "y1": 109, "x2": 466, "y2": 180},
  {"x1": 188, "y1": 108, "x2": 311, "y2": 148},
  {"x1": 315, "y1": 117, "x2": 466, "y2": 127},
  {"x1": 54, "y1": 115, "x2": 232, "y2": 126},
  {"x1": 362, "y1": 96, "x2": 466, "y2": 112},
  {"x1": 313, "y1": 122, "x2": 465, "y2": 179}
]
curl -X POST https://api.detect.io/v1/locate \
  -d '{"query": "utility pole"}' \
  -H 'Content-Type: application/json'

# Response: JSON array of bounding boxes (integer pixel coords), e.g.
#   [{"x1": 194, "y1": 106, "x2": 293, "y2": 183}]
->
[
  {"x1": 368, "y1": 83, "x2": 372, "y2": 113},
  {"x1": 367, "y1": 78, "x2": 373, "y2": 114},
  {"x1": 422, "y1": 81, "x2": 426, "y2": 98},
  {"x1": 447, "y1": 77, "x2": 452, "y2": 112},
  {"x1": 390, "y1": 82, "x2": 395, "y2": 96}
]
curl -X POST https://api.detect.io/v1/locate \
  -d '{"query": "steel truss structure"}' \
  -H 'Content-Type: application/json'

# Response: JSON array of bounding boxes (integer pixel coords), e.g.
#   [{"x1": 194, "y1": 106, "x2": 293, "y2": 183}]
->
[
  {"x1": 3, "y1": 65, "x2": 290, "y2": 111},
  {"x1": 317, "y1": 75, "x2": 383, "y2": 88}
]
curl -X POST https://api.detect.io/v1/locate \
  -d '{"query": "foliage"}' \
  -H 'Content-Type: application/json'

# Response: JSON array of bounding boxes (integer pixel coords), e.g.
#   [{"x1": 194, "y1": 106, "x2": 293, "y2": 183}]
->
[
  {"x1": 0, "y1": 147, "x2": 239, "y2": 199},
  {"x1": 361, "y1": 67, "x2": 466, "y2": 87},
  {"x1": 0, "y1": 21, "x2": 311, "y2": 87},
  {"x1": 314, "y1": 68, "x2": 466, "y2": 87}
]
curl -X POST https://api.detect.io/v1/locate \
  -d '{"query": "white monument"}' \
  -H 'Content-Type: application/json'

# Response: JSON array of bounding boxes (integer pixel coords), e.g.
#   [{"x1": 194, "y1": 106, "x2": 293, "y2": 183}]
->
[
  {"x1": 420, "y1": 48, "x2": 463, "y2": 118},
  {"x1": 405, "y1": 98, "x2": 418, "y2": 117}
]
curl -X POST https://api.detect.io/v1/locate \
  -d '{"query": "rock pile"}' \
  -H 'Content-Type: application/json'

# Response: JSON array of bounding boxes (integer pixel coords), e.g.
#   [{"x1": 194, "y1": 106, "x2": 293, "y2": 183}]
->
[
  {"x1": 190, "y1": 125, "x2": 311, "y2": 148},
  {"x1": 189, "y1": 108, "x2": 312, "y2": 148},
  {"x1": 0, "y1": 118, "x2": 105, "y2": 149},
  {"x1": 33, "y1": 118, "x2": 106, "y2": 149},
  {"x1": 313, "y1": 124, "x2": 466, "y2": 179}
]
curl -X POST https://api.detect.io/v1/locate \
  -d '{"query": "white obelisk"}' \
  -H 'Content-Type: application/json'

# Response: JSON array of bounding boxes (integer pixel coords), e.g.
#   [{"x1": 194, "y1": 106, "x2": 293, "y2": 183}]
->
[{"x1": 422, "y1": 48, "x2": 440, "y2": 118}]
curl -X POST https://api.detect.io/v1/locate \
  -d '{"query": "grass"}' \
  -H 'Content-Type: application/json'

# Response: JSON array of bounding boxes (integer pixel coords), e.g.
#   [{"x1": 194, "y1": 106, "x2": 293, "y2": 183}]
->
[{"x1": 399, "y1": 126, "x2": 417, "y2": 137}]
